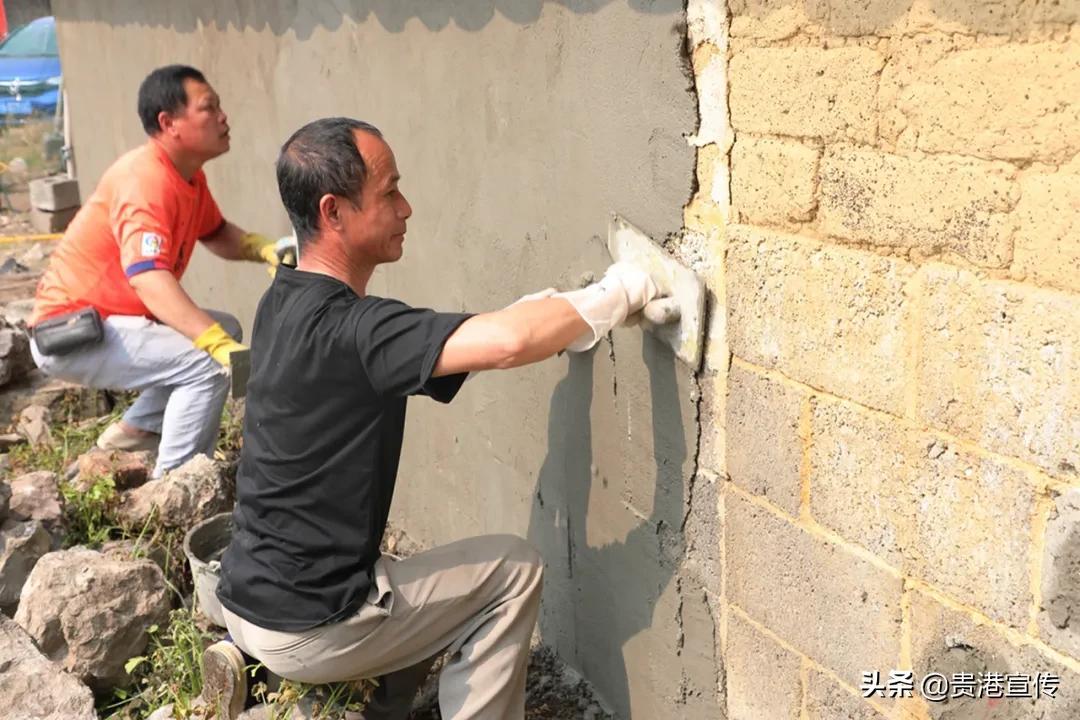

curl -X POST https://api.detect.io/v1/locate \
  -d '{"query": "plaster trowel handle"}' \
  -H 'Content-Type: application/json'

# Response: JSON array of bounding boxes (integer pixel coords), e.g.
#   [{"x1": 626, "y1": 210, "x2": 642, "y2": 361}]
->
[{"x1": 641, "y1": 297, "x2": 681, "y2": 325}]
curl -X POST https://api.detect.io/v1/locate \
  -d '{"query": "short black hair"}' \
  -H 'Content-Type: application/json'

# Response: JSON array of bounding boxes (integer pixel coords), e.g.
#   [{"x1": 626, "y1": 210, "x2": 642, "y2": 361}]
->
[
  {"x1": 276, "y1": 117, "x2": 383, "y2": 248},
  {"x1": 137, "y1": 65, "x2": 208, "y2": 136}
]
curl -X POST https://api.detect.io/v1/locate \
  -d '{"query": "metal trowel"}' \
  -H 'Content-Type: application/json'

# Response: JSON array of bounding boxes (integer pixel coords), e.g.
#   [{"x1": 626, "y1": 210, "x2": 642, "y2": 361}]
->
[
  {"x1": 228, "y1": 348, "x2": 251, "y2": 399},
  {"x1": 607, "y1": 213, "x2": 706, "y2": 368}
]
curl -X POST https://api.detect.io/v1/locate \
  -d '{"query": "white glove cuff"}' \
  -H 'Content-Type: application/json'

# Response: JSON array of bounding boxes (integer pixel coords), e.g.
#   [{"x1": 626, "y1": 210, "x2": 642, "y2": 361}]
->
[{"x1": 554, "y1": 280, "x2": 630, "y2": 352}]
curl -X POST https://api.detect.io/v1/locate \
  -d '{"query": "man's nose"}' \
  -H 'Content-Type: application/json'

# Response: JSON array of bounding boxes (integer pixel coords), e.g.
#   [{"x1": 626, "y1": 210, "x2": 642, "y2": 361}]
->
[{"x1": 398, "y1": 194, "x2": 412, "y2": 219}]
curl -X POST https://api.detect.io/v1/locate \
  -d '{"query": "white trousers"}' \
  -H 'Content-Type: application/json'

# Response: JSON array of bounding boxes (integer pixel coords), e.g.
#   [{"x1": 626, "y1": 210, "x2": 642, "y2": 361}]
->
[{"x1": 30, "y1": 309, "x2": 241, "y2": 477}]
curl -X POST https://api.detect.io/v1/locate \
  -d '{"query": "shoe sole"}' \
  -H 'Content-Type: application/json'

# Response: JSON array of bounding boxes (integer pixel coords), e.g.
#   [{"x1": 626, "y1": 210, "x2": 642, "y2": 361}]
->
[{"x1": 201, "y1": 641, "x2": 247, "y2": 720}]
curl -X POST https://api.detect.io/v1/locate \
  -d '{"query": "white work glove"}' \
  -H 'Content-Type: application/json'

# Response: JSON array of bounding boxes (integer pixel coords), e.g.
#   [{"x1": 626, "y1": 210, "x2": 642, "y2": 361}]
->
[{"x1": 555, "y1": 262, "x2": 660, "y2": 352}]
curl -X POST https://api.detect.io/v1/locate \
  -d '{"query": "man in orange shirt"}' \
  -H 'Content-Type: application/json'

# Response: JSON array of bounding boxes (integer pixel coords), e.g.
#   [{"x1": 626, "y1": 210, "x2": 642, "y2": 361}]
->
[{"x1": 29, "y1": 65, "x2": 286, "y2": 477}]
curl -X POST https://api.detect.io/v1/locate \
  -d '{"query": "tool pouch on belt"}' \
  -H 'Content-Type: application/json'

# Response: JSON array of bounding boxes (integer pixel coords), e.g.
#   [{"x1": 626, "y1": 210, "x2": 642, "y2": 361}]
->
[{"x1": 32, "y1": 307, "x2": 105, "y2": 356}]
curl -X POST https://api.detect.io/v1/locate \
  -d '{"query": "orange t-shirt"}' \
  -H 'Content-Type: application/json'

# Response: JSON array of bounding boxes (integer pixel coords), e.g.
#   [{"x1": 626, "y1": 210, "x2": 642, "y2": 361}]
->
[{"x1": 30, "y1": 141, "x2": 224, "y2": 326}]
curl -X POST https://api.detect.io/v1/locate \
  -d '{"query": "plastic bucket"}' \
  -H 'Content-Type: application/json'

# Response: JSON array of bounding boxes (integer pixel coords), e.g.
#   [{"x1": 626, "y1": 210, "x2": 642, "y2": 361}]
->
[{"x1": 183, "y1": 511, "x2": 232, "y2": 629}]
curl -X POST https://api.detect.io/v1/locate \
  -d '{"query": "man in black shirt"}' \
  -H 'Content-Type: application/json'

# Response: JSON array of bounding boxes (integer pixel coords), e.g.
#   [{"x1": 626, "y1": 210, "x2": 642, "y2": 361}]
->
[{"x1": 208, "y1": 117, "x2": 659, "y2": 720}]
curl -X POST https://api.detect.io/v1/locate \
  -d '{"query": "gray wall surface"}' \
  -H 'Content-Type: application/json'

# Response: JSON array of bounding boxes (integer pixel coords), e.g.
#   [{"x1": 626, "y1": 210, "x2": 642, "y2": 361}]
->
[{"x1": 53, "y1": 2, "x2": 714, "y2": 716}]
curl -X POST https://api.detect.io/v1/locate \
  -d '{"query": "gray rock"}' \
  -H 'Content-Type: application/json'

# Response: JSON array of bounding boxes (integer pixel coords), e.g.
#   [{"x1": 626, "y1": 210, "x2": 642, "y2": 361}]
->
[
  {"x1": 0, "y1": 323, "x2": 33, "y2": 388},
  {"x1": 0, "y1": 299, "x2": 35, "y2": 327},
  {"x1": 0, "y1": 369, "x2": 111, "y2": 429},
  {"x1": 0, "y1": 433, "x2": 25, "y2": 451},
  {"x1": 8, "y1": 471, "x2": 63, "y2": 533},
  {"x1": 16, "y1": 404, "x2": 51, "y2": 447},
  {"x1": 14, "y1": 547, "x2": 170, "y2": 691},
  {"x1": 0, "y1": 482, "x2": 9, "y2": 522},
  {"x1": 117, "y1": 454, "x2": 233, "y2": 530},
  {"x1": 0, "y1": 519, "x2": 50, "y2": 612},
  {"x1": 0, "y1": 614, "x2": 96, "y2": 720},
  {"x1": 146, "y1": 703, "x2": 176, "y2": 720}
]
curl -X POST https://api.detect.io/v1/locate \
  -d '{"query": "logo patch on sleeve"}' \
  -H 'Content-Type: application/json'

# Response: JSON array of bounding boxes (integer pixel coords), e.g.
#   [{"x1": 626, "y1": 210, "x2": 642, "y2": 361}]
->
[{"x1": 140, "y1": 232, "x2": 163, "y2": 257}]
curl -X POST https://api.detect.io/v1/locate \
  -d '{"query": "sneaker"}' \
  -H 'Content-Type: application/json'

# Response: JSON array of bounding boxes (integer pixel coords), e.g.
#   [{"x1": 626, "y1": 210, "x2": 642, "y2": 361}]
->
[
  {"x1": 201, "y1": 640, "x2": 247, "y2": 720},
  {"x1": 96, "y1": 422, "x2": 160, "y2": 453}
]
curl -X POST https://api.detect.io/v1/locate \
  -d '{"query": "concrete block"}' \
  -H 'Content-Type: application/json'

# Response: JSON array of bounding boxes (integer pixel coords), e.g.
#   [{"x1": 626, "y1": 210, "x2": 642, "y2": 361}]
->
[
  {"x1": 726, "y1": 491, "x2": 903, "y2": 683},
  {"x1": 1013, "y1": 170, "x2": 1080, "y2": 294},
  {"x1": 1040, "y1": 488, "x2": 1080, "y2": 659},
  {"x1": 726, "y1": 363, "x2": 804, "y2": 516},
  {"x1": 726, "y1": 612, "x2": 801, "y2": 720},
  {"x1": 819, "y1": 146, "x2": 1017, "y2": 268},
  {"x1": 731, "y1": 136, "x2": 819, "y2": 224},
  {"x1": 886, "y1": 42, "x2": 1080, "y2": 163},
  {"x1": 729, "y1": 47, "x2": 883, "y2": 142},
  {"x1": 911, "y1": 589, "x2": 1080, "y2": 719},
  {"x1": 916, "y1": 264, "x2": 1080, "y2": 481},
  {"x1": 811, "y1": 398, "x2": 1037, "y2": 628},
  {"x1": 726, "y1": 226, "x2": 915, "y2": 414},
  {"x1": 28, "y1": 176, "x2": 80, "y2": 212},
  {"x1": 29, "y1": 206, "x2": 78, "y2": 234},
  {"x1": 806, "y1": 670, "x2": 889, "y2": 720}
]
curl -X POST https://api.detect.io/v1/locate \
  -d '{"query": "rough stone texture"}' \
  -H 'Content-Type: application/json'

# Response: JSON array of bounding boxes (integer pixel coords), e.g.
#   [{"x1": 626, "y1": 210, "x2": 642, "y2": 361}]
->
[
  {"x1": 888, "y1": 41, "x2": 1080, "y2": 163},
  {"x1": 28, "y1": 175, "x2": 81, "y2": 212},
  {"x1": 726, "y1": 612, "x2": 801, "y2": 720},
  {"x1": 0, "y1": 322, "x2": 33, "y2": 388},
  {"x1": 682, "y1": 472, "x2": 722, "y2": 591},
  {"x1": 72, "y1": 448, "x2": 154, "y2": 493},
  {"x1": 725, "y1": 363, "x2": 804, "y2": 516},
  {"x1": 806, "y1": 669, "x2": 888, "y2": 719},
  {"x1": 731, "y1": 136, "x2": 819, "y2": 224},
  {"x1": 726, "y1": 226, "x2": 915, "y2": 414},
  {"x1": 0, "y1": 369, "x2": 111, "y2": 428},
  {"x1": 726, "y1": 491, "x2": 903, "y2": 683},
  {"x1": 15, "y1": 404, "x2": 51, "y2": 447},
  {"x1": 911, "y1": 589, "x2": 1080, "y2": 719},
  {"x1": 117, "y1": 454, "x2": 232, "y2": 530},
  {"x1": 916, "y1": 264, "x2": 1080, "y2": 481},
  {"x1": 1012, "y1": 169, "x2": 1080, "y2": 294},
  {"x1": 14, "y1": 547, "x2": 170, "y2": 690},
  {"x1": 729, "y1": 47, "x2": 884, "y2": 142},
  {"x1": 1040, "y1": 488, "x2": 1080, "y2": 659},
  {"x1": 0, "y1": 482, "x2": 9, "y2": 522},
  {"x1": 819, "y1": 146, "x2": 1018, "y2": 268},
  {"x1": 0, "y1": 615, "x2": 96, "y2": 720},
  {"x1": 7, "y1": 470, "x2": 64, "y2": 537},
  {"x1": 810, "y1": 399, "x2": 1036, "y2": 628},
  {"x1": 0, "y1": 519, "x2": 50, "y2": 611}
]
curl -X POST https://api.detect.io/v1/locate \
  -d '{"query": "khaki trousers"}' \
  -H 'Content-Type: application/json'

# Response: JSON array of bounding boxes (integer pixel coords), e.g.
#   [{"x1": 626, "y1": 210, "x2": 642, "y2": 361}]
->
[{"x1": 222, "y1": 535, "x2": 544, "y2": 720}]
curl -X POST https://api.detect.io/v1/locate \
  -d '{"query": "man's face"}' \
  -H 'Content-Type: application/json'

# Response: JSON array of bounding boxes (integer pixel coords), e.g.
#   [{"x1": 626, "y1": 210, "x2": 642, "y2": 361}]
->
[
  {"x1": 169, "y1": 79, "x2": 230, "y2": 159},
  {"x1": 340, "y1": 131, "x2": 413, "y2": 265}
]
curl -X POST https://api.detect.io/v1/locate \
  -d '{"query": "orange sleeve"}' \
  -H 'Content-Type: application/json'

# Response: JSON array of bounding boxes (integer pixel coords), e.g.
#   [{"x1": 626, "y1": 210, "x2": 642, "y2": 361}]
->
[
  {"x1": 196, "y1": 175, "x2": 225, "y2": 238},
  {"x1": 113, "y1": 181, "x2": 176, "y2": 279}
]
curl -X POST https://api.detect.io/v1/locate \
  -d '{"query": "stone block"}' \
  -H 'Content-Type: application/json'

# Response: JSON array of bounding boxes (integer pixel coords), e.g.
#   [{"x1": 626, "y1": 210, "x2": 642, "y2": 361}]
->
[
  {"x1": 911, "y1": 589, "x2": 1080, "y2": 719},
  {"x1": 888, "y1": 42, "x2": 1080, "y2": 163},
  {"x1": 1040, "y1": 488, "x2": 1080, "y2": 659},
  {"x1": 819, "y1": 146, "x2": 1017, "y2": 268},
  {"x1": 726, "y1": 491, "x2": 903, "y2": 683},
  {"x1": 28, "y1": 175, "x2": 80, "y2": 212},
  {"x1": 916, "y1": 264, "x2": 1080, "y2": 480},
  {"x1": 729, "y1": 47, "x2": 883, "y2": 143},
  {"x1": 726, "y1": 226, "x2": 915, "y2": 414},
  {"x1": 1013, "y1": 170, "x2": 1080, "y2": 294},
  {"x1": 726, "y1": 612, "x2": 801, "y2": 720},
  {"x1": 725, "y1": 363, "x2": 804, "y2": 516},
  {"x1": 811, "y1": 398, "x2": 1037, "y2": 628},
  {"x1": 731, "y1": 136, "x2": 819, "y2": 224},
  {"x1": 29, "y1": 206, "x2": 78, "y2": 234},
  {"x1": 806, "y1": 670, "x2": 889, "y2": 720}
]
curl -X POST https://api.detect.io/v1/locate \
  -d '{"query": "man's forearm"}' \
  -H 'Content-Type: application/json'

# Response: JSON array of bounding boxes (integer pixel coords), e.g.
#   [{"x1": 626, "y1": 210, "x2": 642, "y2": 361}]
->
[
  {"x1": 200, "y1": 221, "x2": 249, "y2": 260},
  {"x1": 128, "y1": 269, "x2": 219, "y2": 339}
]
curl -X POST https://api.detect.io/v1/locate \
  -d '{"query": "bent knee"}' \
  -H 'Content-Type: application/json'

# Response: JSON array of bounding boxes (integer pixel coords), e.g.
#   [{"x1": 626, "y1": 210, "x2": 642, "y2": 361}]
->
[{"x1": 492, "y1": 534, "x2": 544, "y2": 585}]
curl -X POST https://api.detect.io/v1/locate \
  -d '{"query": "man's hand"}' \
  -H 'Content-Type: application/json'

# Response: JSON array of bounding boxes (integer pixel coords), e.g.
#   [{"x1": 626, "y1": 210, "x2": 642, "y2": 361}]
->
[
  {"x1": 193, "y1": 322, "x2": 248, "y2": 367},
  {"x1": 556, "y1": 262, "x2": 661, "y2": 352}
]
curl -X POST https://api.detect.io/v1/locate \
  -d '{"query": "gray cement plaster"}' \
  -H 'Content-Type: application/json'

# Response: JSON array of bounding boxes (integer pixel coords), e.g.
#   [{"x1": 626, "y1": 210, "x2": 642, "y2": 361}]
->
[{"x1": 53, "y1": 2, "x2": 711, "y2": 716}]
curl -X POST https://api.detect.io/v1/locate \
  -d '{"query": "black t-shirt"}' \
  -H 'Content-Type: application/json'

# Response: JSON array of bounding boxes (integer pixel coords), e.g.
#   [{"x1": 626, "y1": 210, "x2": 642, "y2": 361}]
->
[{"x1": 216, "y1": 266, "x2": 470, "y2": 631}]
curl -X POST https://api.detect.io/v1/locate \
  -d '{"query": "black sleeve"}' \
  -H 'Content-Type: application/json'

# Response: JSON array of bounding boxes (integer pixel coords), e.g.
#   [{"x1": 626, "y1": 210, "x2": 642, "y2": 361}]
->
[{"x1": 353, "y1": 298, "x2": 472, "y2": 402}]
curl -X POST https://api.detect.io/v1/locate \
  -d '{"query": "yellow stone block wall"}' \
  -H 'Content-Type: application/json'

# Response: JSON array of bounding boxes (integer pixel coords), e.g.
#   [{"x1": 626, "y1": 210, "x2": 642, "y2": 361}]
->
[{"x1": 684, "y1": 1, "x2": 1080, "y2": 717}]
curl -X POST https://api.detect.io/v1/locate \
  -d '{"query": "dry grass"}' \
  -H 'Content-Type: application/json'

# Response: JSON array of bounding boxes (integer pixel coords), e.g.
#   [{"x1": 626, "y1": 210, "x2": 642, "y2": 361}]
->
[{"x1": 0, "y1": 116, "x2": 62, "y2": 213}]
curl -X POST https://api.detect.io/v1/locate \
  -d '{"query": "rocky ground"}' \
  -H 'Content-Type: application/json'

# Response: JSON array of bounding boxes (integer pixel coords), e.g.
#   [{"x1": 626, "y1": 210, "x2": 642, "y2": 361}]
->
[{"x1": 0, "y1": 239, "x2": 615, "y2": 719}]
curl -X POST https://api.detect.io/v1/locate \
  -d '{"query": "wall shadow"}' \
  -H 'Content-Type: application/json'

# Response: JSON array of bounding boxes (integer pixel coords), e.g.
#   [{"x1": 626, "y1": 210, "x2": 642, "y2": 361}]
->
[
  {"x1": 54, "y1": 0, "x2": 685, "y2": 37},
  {"x1": 526, "y1": 334, "x2": 687, "y2": 719}
]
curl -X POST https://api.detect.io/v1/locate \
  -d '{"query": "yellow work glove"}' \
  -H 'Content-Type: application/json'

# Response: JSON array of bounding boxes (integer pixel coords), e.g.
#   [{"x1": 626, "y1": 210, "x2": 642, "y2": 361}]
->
[
  {"x1": 238, "y1": 232, "x2": 279, "y2": 277},
  {"x1": 193, "y1": 322, "x2": 247, "y2": 367}
]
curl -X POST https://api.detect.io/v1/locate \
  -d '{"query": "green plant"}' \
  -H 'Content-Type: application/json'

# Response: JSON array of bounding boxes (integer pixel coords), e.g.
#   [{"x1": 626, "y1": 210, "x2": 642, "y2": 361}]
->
[
  {"x1": 102, "y1": 608, "x2": 216, "y2": 719},
  {"x1": 60, "y1": 474, "x2": 119, "y2": 547}
]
